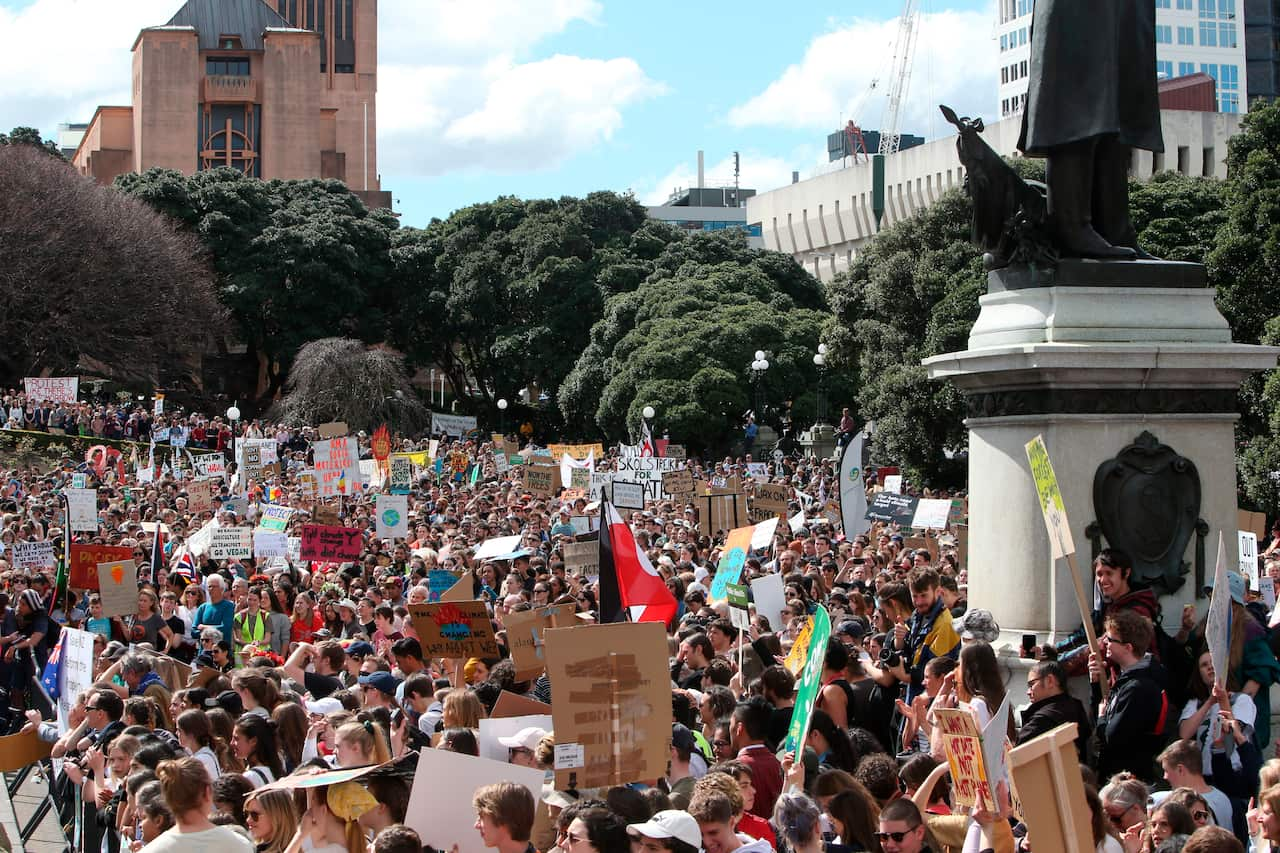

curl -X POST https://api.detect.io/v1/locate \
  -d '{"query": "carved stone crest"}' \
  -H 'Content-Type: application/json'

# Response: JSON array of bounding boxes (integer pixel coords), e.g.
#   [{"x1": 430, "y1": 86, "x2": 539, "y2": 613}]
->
[{"x1": 1089, "y1": 431, "x2": 1205, "y2": 594}]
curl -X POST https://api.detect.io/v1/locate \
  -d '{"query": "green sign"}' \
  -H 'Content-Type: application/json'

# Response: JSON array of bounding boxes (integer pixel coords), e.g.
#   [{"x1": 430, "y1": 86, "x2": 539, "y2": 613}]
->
[
  {"x1": 726, "y1": 583, "x2": 751, "y2": 630},
  {"x1": 782, "y1": 604, "x2": 831, "y2": 758}
]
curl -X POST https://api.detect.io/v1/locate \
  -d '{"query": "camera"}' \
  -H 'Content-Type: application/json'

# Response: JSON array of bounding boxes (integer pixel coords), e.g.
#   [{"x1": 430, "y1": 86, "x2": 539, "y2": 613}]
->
[{"x1": 879, "y1": 647, "x2": 902, "y2": 669}]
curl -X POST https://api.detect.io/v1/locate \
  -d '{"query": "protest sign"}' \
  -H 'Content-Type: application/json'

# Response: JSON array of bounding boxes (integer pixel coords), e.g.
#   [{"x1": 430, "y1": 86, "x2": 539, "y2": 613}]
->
[
  {"x1": 1007, "y1": 723, "x2": 1092, "y2": 853},
  {"x1": 1262, "y1": 576, "x2": 1277, "y2": 611},
  {"x1": 431, "y1": 413, "x2": 478, "y2": 437},
  {"x1": 934, "y1": 699, "x2": 1011, "y2": 813},
  {"x1": 359, "y1": 459, "x2": 381, "y2": 489},
  {"x1": 253, "y1": 531, "x2": 288, "y2": 559},
  {"x1": 611, "y1": 480, "x2": 645, "y2": 510},
  {"x1": 257, "y1": 504, "x2": 294, "y2": 533},
  {"x1": 883, "y1": 474, "x2": 903, "y2": 493},
  {"x1": 70, "y1": 544, "x2": 131, "y2": 590},
  {"x1": 569, "y1": 466, "x2": 591, "y2": 491},
  {"x1": 410, "y1": 601, "x2": 499, "y2": 659},
  {"x1": 71, "y1": 473, "x2": 87, "y2": 489},
  {"x1": 1206, "y1": 533, "x2": 1232, "y2": 688},
  {"x1": 710, "y1": 524, "x2": 755, "y2": 601},
  {"x1": 389, "y1": 455, "x2": 413, "y2": 494},
  {"x1": 23, "y1": 376, "x2": 77, "y2": 404},
  {"x1": 186, "y1": 480, "x2": 214, "y2": 515},
  {"x1": 473, "y1": 535, "x2": 523, "y2": 563},
  {"x1": 726, "y1": 584, "x2": 751, "y2": 630},
  {"x1": 662, "y1": 469, "x2": 694, "y2": 497},
  {"x1": 504, "y1": 604, "x2": 573, "y2": 680},
  {"x1": 316, "y1": 422, "x2": 349, "y2": 439},
  {"x1": 751, "y1": 573, "x2": 787, "y2": 633},
  {"x1": 1240, "y1": 531, "x2": 1259, "y2": 587},
  {"x1": 406, "y1": 748, "x2": 545, "y2": 853},
  {"x1": 523, "y1": 464, "x2": 556, "y2": 498},
  {"x1": 11, "y1": 541, "x2": 55, "y2": 571},
  {"x1": 570, "y1": 515, "x2": 599, "y2": 536},
  {"x1": 97, "y1": 560, "x2": 137, "y2": 616},
  {"x1": 55, "y1": 627, "x2": 94, "y2": 734},
  {"x1": 209, "y1": 526, "x2": 252, "y2": 560},
  {"x1": 544, "y1": 621, "x2": 670, "y2": 790},
  {"x1": 782, "y1": 605, "x2": 832, "y2": 757},
  {"x1": 478, "y1": 714, "x2": 554, "y2": 763},
  {"x1": 0, "y1": 731, "x2": 53, "y2": 772},
  {"x1": 784, "y1": 616, "x2": 815, "y2": 676},
  {"x1": 1239, "y1": 508, "x2": 1268, "y2": 542},
  {"x1": 746, "y1": 462, "x2": 769, "y2": 480},
  {"x1": 299, "y1": 524, "x2": 363, "y2": 561},
  {"x1": 949, "y1": 498, "x2": 967, "y2": 527},
  {"x1": 547, "y1": 443, "x2": 604, "y2": 461},
  {"x1": 563, "y1": 541, "x2": 599, "y2": 581},
  {"x1": 66, "y1": 487, "x2": 97, "y2": 532},
  {"x1": 312, "y1": 437, "x2": 360, "y2": 497},
  {"x1": 376, "y1": 494, "x2": 409, "y2": 539},
  {"x1": 751, "y1": 482, "x2": 789, "y2": 522},
  {"x1": 664, "y1": 444, "x2": 686, "y2": 460},
  {"x1": 865, "y1": 492, "x2": 918, "y2": 526},
  {"x1": 491, "y1": 690, "x2": 553, "y2": 719},
  {"x1": 427, "y1": 569, "x2": 464, "y2": 603},
  {"x1": 697, "y1": 492, "x2": 750, "y2": 536},
  {"x1": 493, "y1": 449, "x2": 511, "y2": 474},
  {"x1": 911, "y1": 498, "x2": 952, "y2": 530},
  {"x1": 193, "y1": 454, "x2": 225, "y2": 480},
  {"x1": 312, "y1": 503, "x2": 340, "y2": 526}
]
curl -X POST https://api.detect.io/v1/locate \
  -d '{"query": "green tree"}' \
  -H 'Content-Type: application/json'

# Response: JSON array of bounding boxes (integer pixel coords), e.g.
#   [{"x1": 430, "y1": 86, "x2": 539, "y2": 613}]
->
[
  {"x1": 559, "y1": 228, "x2": 841, "y2": 452},
  {"x1": 274, "y1": 338, "x2": 428, "y2": 433},
  {"x1": 0, "y1": 126, "x2": 63, "y2": 159},
  {"x1": 116, "y1": 168, "x2": 399, "y2": 404}
]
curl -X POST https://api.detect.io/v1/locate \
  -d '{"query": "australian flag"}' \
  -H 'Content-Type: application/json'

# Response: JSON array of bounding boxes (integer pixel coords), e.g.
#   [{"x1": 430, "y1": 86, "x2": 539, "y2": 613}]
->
[{"x1": 40, "y1": 631, "x2": 65, "y2": 701}]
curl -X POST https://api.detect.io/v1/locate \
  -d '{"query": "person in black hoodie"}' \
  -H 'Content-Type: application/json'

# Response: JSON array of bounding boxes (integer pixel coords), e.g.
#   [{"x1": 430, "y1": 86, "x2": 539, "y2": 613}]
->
[
  {"x1": 1091, "y1": 608, "x2": 1169, "y2": 784},
  {"x1": 1017, "y1": 659, "x2": 1091, "y2": 760}
]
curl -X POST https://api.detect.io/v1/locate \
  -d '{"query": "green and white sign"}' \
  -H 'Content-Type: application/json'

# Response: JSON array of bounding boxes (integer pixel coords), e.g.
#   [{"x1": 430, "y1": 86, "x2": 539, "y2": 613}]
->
[{"x1": 783, "y1": 604, "x2": 831, "y2": 758}]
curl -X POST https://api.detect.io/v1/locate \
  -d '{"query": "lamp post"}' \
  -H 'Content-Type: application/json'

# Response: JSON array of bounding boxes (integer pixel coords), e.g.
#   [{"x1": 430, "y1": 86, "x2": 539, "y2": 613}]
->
[
  {"x1": 813, "y1": 343, "x2": 828, "y2": 426},
  {"x1": 497, "y1": 398, "x2": 508, "y2": 435},
  {"x1": 226, "y1": 403, "x2": 240, "y2": 463},
  {"x1": 750, "y1": 351, "x2": 770, "y2": 419}
]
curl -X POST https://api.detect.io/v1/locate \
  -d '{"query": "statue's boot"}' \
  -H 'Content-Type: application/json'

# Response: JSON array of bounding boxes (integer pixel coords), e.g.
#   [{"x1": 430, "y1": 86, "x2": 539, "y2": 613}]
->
[
  {"x1": 1047, "y1": 138, "x2": 1137, "y2": 260},
  {"x1": 1093, "y1": 136, "x2": 1157, "y2": 260}
]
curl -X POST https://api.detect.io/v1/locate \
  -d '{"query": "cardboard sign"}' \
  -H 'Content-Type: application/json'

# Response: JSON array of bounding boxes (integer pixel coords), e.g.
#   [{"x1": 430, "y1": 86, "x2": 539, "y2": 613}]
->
[
  {"x1": 0, "y1": 731, "x2": 53, "y2": 772},
  {"x1": 504, "y1": 604, "x2": 573, "y2": 680},
  {"x1": 186, "y1": 480, "x2": 214, "y2": 515},
  {"x1": 209, "y1": 526, "x2": 252, "y2": 560},
  {"x1": 664, "y1": 444, "x2": 686, "y2": 461},
  {"x1": 662, "y1": 469, "x2": 694, "y2": 497},
  {"x1": 406, "y1": 747, "x2": 546, "y2": 853},
  {"x1": 491, "y1": 690, "x2": 553, "y2": 719},
  {"x1": 66, "y1": 487, "x2": 98, "y2": 533},
  {"x1": 11, "y1": 541, "x2": 55, "y2": 570},
  {"x1": 97, "y1": 560, "x2": 137, "y2": 617},
  {"x1": 563, "y1": 541, "x2": 600, "y2": 580},
  {"x1": 865, "y1": 491, "x2": 918, "y2": 526},
  {"x1": 544, "y1": 621, "x2": 671, "y2": 790},
  {"x1": 569, "y1": 466, "x2": 591, "y2": 491},
  {"x1": 697, "y1": 492, "x2": 749, "y2": 535},
  {"x1": 1240, "y1": 531, "x2": 1260, "y2": 587},
  {"x1": 376, "y1": 494, "x2": 409, "y2": 539},
  {"x1": 1238, "y1": 508, "x2": 1268, "y2": 542},
  {"x1": 1007, "y1": 723, "x2": 1091, "y2": 853},
  {"x1": 612, "y1": 480, "x2": 645, "y2": 510},
  {"x1": 547, "y1": 443, "x2": 604, "y2": 461},
  {"x1": 524, "y1": 464, "x2": 556, "y2": 497},
  {"x1": 299, "y1": 524, "x2": 363, "y2": 561},
  {"x1": 427, "y1": 569, "x2": 464, "y2": 603},
  {"x1": 934, "y1": 700, "x2": 1011, "y2": 814},
  {"x1": 316, "y1": 421, "x2": 349, "y2": 439},
  {"x1": 70, "y1": 544, "x2": 132, "y2": 590},
  {"x1": 1261, "y1": 576, "x2": 1277, "y2": 611},
  {"x1": 410, "y1": 601, "x2": 499, "y2": 659}
]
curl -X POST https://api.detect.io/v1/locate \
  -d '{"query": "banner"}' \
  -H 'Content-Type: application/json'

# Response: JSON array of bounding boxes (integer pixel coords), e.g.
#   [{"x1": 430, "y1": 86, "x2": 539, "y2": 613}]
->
[
  {"x1": 23, "y1": 376, "x2": 77, "y2": 403},
  {"x1": 839, "y1": 433, "x2": 868, "y2": 537},
  {"x1": 299, "y1": 524, "x2": 363, "y2": 561},
  {"x1": 313, "y1": 437, "x2": 360, "y2": 497},
  {"x1": 547, "y1": 443, "x2": 604, "y2": 461},
  {"x1": 865, "y1": 492, "x2": 918, "y2": 526},
  {"x1": 70, "y1": 544, "x2": 132, "y2": 590},
  {"x1": 409, "y1": 601, "x2": 499, "y2": 658},
  {"x1": 66, "y1": 488, "x2": 98, "y2": 533},
  {"x1": 209, "y1": 526, "x2": 252, "y2": 560},
  {"x1": 431, "y1": 413, "x2": 478, "y2": 437},
  {"x1": 782, "y1": 604, "x2": 832, "y2": 757},
  {"x1": 376, "y1": 494, "x2": 409, "y2": 539}
]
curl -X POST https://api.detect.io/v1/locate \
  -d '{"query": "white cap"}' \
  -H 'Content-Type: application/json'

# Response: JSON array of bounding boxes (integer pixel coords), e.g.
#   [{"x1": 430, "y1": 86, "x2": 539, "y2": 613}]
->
[
  {"x1": 497, "y1": 726, "x2": 548, "y2": 752},
  {"x1": 628, "y1": 811, "x2": 702, "y2": 849},
  {"x1": 305, "y1": 697, "x2": 343, "y2": 716}
]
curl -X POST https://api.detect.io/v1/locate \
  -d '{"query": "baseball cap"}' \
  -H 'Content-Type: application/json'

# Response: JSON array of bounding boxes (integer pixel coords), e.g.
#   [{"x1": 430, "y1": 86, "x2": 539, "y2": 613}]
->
[
  {"x1": 497, "y1": 726, "x2": 548, "y2": 752},
  {"x1": 357, "y1": 671, "x2": 401, "y2": 696},
  {"x1": 958, "y1": 608, "x2": 1000, "y2": 643},
  {"x1": 835, "y1": 619, "x2": 867, "y2": 641},
  {"x1": 628, "y1": 811, "x2": 702, "y2": 849},
  {"x1": 345, "y1": 641, "x2": 375, "y2": 658},
  {"x1": 671, "y1": 723, "x2": 697, "y2": 753},
  {"x1": 305, "y1": 696, "x2": 344, "y2": 716},
  {"x1": 204, "y1": 690, "x2": 244, "y2": 716}
]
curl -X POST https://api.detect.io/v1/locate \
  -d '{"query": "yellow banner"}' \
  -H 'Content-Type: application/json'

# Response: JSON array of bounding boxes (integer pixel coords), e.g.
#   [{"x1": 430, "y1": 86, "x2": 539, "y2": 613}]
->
[
  {"x1": 1024, "y1": 435, "x2": 1075, "y2": 559},
  {"x1": 392, "y1": 451, "x2": 430, "y2": 466},
  {"x1": 547, "y1": 443, "x2": 603, "y2": 461}
]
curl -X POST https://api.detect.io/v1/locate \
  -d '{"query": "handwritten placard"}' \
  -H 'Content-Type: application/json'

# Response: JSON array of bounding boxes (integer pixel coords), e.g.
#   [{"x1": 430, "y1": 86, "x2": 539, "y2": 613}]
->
[
  {"x1": 209, "y1": 526, "x2": 252, "y2": 560},
  {"x1": 524, "y1": 465, "x2": 556, "y2": 497},
  {"x1": 409, "y1": 601, "x2": 499, "y2": 659},
  {"x1": 299, "y1": 524, "x2": 364, "y2": 562}
]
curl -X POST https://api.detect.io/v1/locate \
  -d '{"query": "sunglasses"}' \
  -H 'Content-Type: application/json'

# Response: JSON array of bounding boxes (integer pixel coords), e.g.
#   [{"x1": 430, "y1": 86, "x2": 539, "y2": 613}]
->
[
  {"x1": 245, "y1": 809, "x2": 263, "y2": 821},
  {"x1": 874, "y1": 831, "x2": 914, "y2": 842}
]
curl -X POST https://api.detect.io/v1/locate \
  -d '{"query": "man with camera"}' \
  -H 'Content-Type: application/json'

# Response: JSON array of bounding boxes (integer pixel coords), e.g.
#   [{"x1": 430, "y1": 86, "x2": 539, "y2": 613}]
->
[{"x1": 886, "y1": 569, "x2": 960, "y2": 704}]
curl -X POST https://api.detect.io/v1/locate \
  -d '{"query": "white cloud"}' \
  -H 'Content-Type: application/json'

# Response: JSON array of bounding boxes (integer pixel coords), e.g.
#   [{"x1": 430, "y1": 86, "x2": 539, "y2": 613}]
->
[
  {"x1": 727, "y1": 9, "x2": 997, "y2": 140},
  {"x1": 0, "y1": 0, "x2": 659, "y2": 178},
  {"x1": 638, "y1": 150, "x2": 818, "y2": 207}
]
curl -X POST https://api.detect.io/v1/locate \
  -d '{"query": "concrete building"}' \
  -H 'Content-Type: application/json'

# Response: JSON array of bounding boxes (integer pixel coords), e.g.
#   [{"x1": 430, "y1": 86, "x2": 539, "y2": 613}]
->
[
  {"x1": 72, "y1": 0, "x2": 389, "y2": 209},
  {"x1": 646, "y1": 151, "x2": 763, "y2": 248},
  {"x1": 746, "y1": 108, "x2": 1242, "y2": 282},
  {"x1": 997, "y1": 0, "x2": 1247, "y2": 117},
  {"x1": 55, "y1": 123, "x2": 88, "y2": 160}
]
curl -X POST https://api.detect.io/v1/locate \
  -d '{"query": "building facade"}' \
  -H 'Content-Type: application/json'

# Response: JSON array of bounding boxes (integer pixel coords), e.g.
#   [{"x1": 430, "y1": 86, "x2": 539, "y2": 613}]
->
[
  {"x1": 746, "y1": 108, "x2": 1242, "y2": 282},
  {"x1": 1244, "y1": 0, "x2": 1280, "y2": 103},
  {"x1": 996, "y1": 0, "x2": 1248, "y2": 117},
  {"x1": 72, "y1": 0, "x2": 389, "y2": 208}
]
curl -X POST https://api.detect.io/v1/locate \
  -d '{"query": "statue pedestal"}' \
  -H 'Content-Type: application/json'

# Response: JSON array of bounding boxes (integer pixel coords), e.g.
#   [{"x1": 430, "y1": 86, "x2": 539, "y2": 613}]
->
[
  {"x1": 799, "y1": 423, "x2": 838, "y2": 459},
  {"x1": 923, "y1": 262, "x2": 1279, "y2": 653}
]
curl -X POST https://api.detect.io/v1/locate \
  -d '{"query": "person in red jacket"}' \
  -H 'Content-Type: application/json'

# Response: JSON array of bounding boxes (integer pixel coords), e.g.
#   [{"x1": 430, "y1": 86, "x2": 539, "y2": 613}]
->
[{"x1": 730, "y1": 696, "x2": 782, "y2": 821}]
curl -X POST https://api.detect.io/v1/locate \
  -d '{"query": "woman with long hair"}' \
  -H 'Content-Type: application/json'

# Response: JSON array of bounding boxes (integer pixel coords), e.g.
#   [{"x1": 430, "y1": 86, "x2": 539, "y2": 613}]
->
[
  {"x1": 244, "y1": 788, "x2": 299, "y2": 853},
  {"x1": 260, "y1": 587, "x2": 290, "y2": 657},
  {"x1": 206, "y1": 708, "x2": 243, "y2": 773},
  {"x1": 440, "y1": 688, "x2": 485, "y2": 730},
  {"x1": 231, "y1": 669, "x2": 281, "y2": 717},
  {"x1": 175, "y1": 709, "x2": 231, "y2": 782},
  {"x1": 334, "y1": 718, "x2": 391, "y2": 768},
  {"x1": 1179, "y1": 649, "x2": 1261, "y2": 775},
  {"x1": 231, "y1": 715, "x2": 285, "y2": 788},
  {"x1": 3, "y1": 588, "x2": 49, "y2": 708},
  {"x1": 272, "y1": 701, "x2": 308, "y2": 773},
  {"x1": 805, "y1": 709, "x2": 858, "y2": 773},
  {"x1": 150, "y1": 757, "x2": 254, "y2": 850},
  {"x1": 298, "y1": 782, "x2": 378, "y2": 853},
  {"x1": 826, "y1": 784, "x2": 883, "y2": 852},
  {"x1": 290, "y1": 593, "x2": 324, "y2": 646}
]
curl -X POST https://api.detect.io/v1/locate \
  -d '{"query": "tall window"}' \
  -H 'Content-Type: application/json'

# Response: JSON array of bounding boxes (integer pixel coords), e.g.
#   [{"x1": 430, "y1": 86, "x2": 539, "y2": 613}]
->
[
  {"x1": 1157, "y1": 25, "x2": 1173, "y2": 43},
  {"x1": 1177, "y1": 0, "x2": 1193, "y2": 8},
  {"x1": 1200, "y1": 20, "x2": 1218, "y2": 45},
  {"x1": 1158, "y1": 60, "x2": 1174, "y2": 79},
  {"x1": 1156, "y1": 0, "x2": 1170, "y2": 7},
  {"x1": 1219, "y1": 22, "x2": 1237, "y2": 47},
  {"x1": 1178, "y1": 26, "x2": 1194, "y2": 44},
  {"x1": 1179, "y1": 61, "x2": 1196, "y2": 76}
]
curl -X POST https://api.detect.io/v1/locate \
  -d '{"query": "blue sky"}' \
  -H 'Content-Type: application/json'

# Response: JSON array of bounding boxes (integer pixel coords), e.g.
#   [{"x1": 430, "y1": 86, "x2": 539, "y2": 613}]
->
[{"x1": 0, "y1": 0, "x2": 997, "y2": 227}]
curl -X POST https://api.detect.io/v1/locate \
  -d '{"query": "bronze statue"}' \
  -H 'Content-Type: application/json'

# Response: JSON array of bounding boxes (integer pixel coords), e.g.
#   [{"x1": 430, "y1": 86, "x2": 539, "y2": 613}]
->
[{"x1": 1018, "y1": 0, "x2": 1163, "y2": 260}]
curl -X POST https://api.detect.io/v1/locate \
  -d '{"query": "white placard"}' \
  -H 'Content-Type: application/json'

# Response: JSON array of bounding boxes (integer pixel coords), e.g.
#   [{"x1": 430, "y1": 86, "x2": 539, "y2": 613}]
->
[
  {"x1": 55, "y1": 628, "x2": 95, "y2": 734},
  {"x1": 911, "y1": 498, "x2": 952, "y2": 530},
  {"x1": 554, "y1": 743, "x2": 585, "y2": 770},
  {"x1": 883, "y1": 474, "x2": 902, "y2": 494},
  {"x1": 23, "y1": 377, "x2": 77, "y2": 404},
  {"x1": 66, "y1": 488, "x2": 98, "y2": 533},
  {"x1": 195, "y1": 456, "x2": 226, "y2": 480},
  {"x1": 186, "y1": 518, "x2": 218, "y2": 556},
  {"x1": 473, "y1": 535, "x2": 523, "y2": 563},
  {"x1": 209, "y1": 526, "x2": 252, "y2": 560},
  {"x1": 11, "y1": 541, "x2": 55, "y2": 570},
  {"x1": 312, "y1": 437, "x2": 360, "y2": 497},
  {"x1": 406, "y1": 746, "x2": 546, "y2": 853},
  {"x1": 750, "y1": 572, "x2": 787, "y2": 633},
  {"x1": 1239, "y1": 531, "x2": 1260, "y2": 587},
  {"x1": 612, "y1": 480, "x2": 645, "y2": 510},
  {"x1": 253, "y1": 530, "x2": 288, "y2": 559},
  {"x1": 477, "y1": 714, "x2": 553, "y2": 764},
  {"x1": 1260, "y1": 576, "x2": 1276, "y2": 611},
  {"x1": 375, "y1": 494, "x2": 409, "y2": 539}
]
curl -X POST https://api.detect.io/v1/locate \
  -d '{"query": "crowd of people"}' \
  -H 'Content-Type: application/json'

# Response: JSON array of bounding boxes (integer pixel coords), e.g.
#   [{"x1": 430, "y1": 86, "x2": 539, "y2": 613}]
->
[{"x1": 0, "y1": 391, "x2": 1279, "y2": 853}]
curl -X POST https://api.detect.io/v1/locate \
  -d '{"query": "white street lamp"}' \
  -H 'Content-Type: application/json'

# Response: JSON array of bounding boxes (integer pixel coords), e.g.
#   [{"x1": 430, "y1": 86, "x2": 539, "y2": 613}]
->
[{"x1": 642, "y1": 405, "x2": 655, "y2": 420}]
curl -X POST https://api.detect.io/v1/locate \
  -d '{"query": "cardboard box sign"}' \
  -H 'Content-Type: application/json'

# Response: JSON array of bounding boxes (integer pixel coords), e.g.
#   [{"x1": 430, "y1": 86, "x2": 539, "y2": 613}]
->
[
  {"x1": 97, "y1": 560, "x2": 138, "y2": 617},
  {"x1": 1007, "y1": 723, "x2": 1092, "y2": 853},
  {"x1": 563, "y1": 541, "x2": 599, "y2": 579},
  {"x1": 544, "y1": 621, "x2": 671, "y2": 790},
  {"x1": 317, "y1": 421, "x2": 349, "y2": 439},
  {"x1": 409, "y1": 601, "x2": 499, "y2": 659},
  {"x1": 524, "y1": 465, "x2": 556, "y2": 497},
  {"x1": 664, "y1": 444, "x2": 686, "y2": 460},
  {"x1": 696, "y1": 492, "x2": 749, "y2": 536},
  {"x1": 0, "y1": 731, "x2": 53, "y2": 772},
  {"x1": 662, "y1": 469, "x2": 694, "y2": 496},
  {"x1": 503, "y1": 604, "x2": 574, "y2": 680},
  {"x1": 299, "y1": 524, "x2": 363, "y2": 561}
]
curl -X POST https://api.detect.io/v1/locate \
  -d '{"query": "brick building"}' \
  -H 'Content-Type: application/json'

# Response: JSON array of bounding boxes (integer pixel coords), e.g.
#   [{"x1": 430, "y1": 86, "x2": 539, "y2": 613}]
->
[{"x1": 73, "y1": 0, "x2": 390, "y2": 209}]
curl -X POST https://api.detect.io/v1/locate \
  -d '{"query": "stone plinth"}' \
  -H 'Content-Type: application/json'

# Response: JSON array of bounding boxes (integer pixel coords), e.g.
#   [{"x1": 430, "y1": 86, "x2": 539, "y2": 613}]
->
[
  {"x1": 800, "y1": 423, "x2": 838, "y2": 459},
  {"x1": 924, "y1": 263, "x2": 1279, "y2": 651}
]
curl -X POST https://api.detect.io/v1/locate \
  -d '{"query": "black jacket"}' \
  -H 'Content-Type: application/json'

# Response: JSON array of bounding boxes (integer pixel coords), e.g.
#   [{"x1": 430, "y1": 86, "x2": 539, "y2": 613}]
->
[
  {"x1": 1017, "y1": 692, "x2": 1092, "y2": 761},
  {"x1": 1096, "y1": 657, "x2": 1168, "y2": 783}
]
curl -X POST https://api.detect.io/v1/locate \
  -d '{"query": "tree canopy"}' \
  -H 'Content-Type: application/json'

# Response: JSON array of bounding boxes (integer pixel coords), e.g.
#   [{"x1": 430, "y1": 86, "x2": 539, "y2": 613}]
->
[
  {"x1": 0, "y1": 145, "x2": 221, "y2": 387},
  {"x1": 274, "y1": 338, "x2": 428, "y2": 434},
  {"x1": 1, "y1": 126, "x2": 63, "y2": 159}
]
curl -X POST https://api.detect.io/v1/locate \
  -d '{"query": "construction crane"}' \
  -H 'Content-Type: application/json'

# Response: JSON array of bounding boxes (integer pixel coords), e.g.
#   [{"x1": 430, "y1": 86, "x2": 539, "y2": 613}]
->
[{"x1": 878, "y1": 0, "x2": 921, "y2": 156}]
